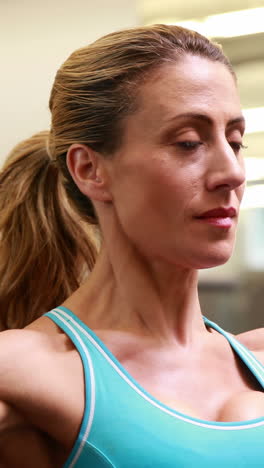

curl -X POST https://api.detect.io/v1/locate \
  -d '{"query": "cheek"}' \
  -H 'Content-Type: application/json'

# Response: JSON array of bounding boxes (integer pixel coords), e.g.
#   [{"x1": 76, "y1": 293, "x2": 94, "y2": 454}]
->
[
  {"x1": 112, "y1": 152, "x2": 197, "y2": 230},
  {"x1": 112, "y1": 169, "x2": 167, "y2": 243},
  {"x1": 140, "y1": 164, "x2": 186, "y2": 213}
]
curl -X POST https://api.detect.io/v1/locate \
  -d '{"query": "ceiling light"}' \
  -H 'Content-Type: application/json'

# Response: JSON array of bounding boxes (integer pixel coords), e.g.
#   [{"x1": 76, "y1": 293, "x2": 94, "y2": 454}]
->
[
  {"x1": 243, "y1": 107, "x2": 264, "y2": 134},
  {"x1": 157, "y1": 7, "x2": 264, "y2": 38}
]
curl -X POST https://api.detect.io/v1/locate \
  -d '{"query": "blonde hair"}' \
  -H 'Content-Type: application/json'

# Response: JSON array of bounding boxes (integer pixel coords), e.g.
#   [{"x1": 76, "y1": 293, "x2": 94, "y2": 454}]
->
[
  {"x1": 0, "y1": 132, "x2": 97, "y2": 329},
  {"x1": 0, "y1": 24, "x2": 234, "y2": 329}
]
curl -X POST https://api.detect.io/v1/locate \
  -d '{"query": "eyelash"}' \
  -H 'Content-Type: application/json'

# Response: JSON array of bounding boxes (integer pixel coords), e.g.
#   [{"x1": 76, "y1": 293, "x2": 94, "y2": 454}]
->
[
  {"x1": 176, "y1": 141, "x2": 202, "y2": 150},
  {"x1": 176, "y1": 141, "x2": 248, "y2": 152},
  {"x1": 229, "y1": 142, "x2": 247, "y2": 152}
]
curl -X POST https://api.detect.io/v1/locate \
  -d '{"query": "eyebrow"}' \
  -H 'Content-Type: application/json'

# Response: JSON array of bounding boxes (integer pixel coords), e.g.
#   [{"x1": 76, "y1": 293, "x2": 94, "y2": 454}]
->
[{"x1": 166, "y1": 112, "x2": 246, "y2": 128}]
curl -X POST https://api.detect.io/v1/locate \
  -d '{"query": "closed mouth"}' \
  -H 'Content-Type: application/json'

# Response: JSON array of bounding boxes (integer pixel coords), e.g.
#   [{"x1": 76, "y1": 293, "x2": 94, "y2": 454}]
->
[{"x1": 196, "y1": 207, "x2": 237, "y2": 219}]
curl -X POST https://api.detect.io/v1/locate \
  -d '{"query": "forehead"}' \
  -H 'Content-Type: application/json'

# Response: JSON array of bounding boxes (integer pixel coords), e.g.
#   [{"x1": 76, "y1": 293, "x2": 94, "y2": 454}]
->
[{"x1": 124, "y1": 55, "x2": 240, "y2": 136}]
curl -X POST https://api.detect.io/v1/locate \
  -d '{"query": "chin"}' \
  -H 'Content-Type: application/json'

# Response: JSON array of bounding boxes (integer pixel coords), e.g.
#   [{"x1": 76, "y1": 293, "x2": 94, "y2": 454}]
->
[
  {"x1": 195, "y1": 249, "x2": 234, "y2": 270},
  {"x1": 189, "y1": 236, "x2": 236, "y2": 269}
]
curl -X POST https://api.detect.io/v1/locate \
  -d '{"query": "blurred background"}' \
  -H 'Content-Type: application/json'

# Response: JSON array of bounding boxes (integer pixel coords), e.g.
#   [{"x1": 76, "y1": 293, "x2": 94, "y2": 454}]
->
[{"x1": 1, "y1": 0, "x2": 264, "y2": 333}]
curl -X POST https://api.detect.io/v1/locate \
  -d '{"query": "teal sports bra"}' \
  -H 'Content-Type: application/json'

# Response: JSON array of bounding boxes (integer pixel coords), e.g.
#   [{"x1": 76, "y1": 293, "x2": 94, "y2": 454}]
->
[{"x1": 45, "y1": 306, "x2": 264, "y2": 468}]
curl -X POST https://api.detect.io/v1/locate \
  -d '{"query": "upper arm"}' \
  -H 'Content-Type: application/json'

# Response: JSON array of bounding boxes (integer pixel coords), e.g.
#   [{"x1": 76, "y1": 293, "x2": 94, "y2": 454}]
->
[
  {"x1": 0, "y1": 329, "x2": 70, "y2": 466},
  {"x1": 0, "y1": 329, "x2": 36, "y2": 400},
  {"x1": 0, "y1": 328, "x2": 54, "y2": 401},
  {"x1": 0, "y1": 327, "x2": 77, "y2": 467},
  {"x1": 0, "y1": 331, "x2": 55, "y2": 467},
  {"x1": 0, "y1": 401, "x2": 57, "y2": 468}
]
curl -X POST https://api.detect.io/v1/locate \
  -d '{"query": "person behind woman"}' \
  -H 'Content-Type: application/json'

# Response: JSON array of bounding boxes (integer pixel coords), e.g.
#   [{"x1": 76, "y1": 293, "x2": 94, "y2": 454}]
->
[{"x1": 0, "y1": 24, "x2": 263, "y2": 468}]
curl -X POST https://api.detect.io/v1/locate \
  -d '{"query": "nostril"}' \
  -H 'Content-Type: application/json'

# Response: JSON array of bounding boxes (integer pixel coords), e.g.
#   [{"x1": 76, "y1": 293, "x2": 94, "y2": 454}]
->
[{"x1": 206, "y1": 164, "x2": 246, "y2": 192}]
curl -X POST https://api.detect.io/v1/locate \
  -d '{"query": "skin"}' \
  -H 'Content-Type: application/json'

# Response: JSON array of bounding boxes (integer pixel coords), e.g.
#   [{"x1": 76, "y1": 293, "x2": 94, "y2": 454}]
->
[
  {"x1": 66, "y1": 54, "x2": 246, "y2": 341},
  {"x1": 0, "y1": 55, "x2": 263, "y2": 467}
]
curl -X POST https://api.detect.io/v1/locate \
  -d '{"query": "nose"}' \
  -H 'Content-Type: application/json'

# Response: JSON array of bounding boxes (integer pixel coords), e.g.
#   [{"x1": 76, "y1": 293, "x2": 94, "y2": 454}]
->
[{"x1": 206, "y1": 140, "x2": 245, "y2": 192}]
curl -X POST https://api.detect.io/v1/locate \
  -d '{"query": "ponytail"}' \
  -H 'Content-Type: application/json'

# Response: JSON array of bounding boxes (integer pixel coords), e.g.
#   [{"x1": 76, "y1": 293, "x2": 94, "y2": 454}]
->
[{"x1": 0, "y1": 131, "x2": 98, "y2": 330}]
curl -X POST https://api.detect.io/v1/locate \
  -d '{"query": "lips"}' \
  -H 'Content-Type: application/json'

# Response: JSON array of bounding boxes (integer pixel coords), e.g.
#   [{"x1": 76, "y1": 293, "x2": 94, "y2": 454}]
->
[{"x1": 196, "y1": 207, "x2": 237, "y2": 219}]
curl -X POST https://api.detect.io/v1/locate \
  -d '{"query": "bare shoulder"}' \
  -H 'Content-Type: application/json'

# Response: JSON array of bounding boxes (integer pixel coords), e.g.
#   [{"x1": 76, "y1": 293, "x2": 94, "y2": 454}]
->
[
  {"x1": 235, "y1": 328, "x2": 264, "y2": 365},
  {"x1": 0, "y1": 325, "x2": 68, "y2": 401},
  {"x1": 0, "y1": 328, "x2": 46, "y2": 390}
]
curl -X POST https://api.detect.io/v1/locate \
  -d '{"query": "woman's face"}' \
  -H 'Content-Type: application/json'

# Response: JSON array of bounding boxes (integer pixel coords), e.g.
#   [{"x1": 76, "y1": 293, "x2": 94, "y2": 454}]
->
[{"x1": 108, "y1": 55, "x2": 245, "y2": 269}]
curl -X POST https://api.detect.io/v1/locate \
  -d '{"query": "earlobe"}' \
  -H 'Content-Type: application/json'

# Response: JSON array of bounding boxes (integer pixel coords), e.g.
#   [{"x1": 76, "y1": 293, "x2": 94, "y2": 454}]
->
[{"x1": 66, "y1": 144, "x2": 112, "y2": 202}]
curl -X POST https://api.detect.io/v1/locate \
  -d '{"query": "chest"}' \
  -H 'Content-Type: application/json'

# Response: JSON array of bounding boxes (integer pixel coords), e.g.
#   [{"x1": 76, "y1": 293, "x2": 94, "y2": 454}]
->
[
  {"x1": 41, "y1": 346, "x2": 264, "y2": 468},
  {"x1": 116, "y1": 345, "x2": 264, "y2": 421},
  {"x1": 36, "y1": 340, "x2": 263, "y2": 440},
  {"x1": 19, "y1": 333, "x2": 263, "y2": 464}
]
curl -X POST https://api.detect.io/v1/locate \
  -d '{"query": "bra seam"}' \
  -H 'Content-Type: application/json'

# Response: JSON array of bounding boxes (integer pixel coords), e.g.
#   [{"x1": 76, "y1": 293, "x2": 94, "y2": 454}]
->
[
  {"x1": 45, "y1": 310, "x2": 96, "y2": 467},
  {"x1": 72, "y1": 440, "x2": 115, "y2": 467},
  {"x1": 203, "y1": 317, "x2": 264, "y2": 386},
  {"x1": 228, "y1": 335, "x2": 264, "y2": 377}
]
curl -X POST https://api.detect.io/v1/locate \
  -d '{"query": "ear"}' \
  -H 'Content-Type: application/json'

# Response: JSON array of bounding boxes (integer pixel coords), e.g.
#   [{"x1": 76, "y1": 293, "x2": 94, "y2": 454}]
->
[{"x1": 66, "y1": 144, "x2": 112, "y2": 202}]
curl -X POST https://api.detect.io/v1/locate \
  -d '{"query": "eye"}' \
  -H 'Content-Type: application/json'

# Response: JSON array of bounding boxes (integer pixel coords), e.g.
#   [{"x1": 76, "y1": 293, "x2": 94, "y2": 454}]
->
[
  {"x1": 176, "y1": 141, "x2": 203, "y2": 150},
  {"x1": 229, "y1": 142, "x2": 248, "y2": 153}
]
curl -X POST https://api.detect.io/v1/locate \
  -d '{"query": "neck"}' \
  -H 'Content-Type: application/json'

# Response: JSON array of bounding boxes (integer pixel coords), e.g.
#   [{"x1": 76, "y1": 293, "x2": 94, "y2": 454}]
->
[
  {"x1": 67, "y1": 243, "x2": 206, "y2": 346},
  {"x1": 65, "y1": 205, "x2": 208, "y2": 345}
]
